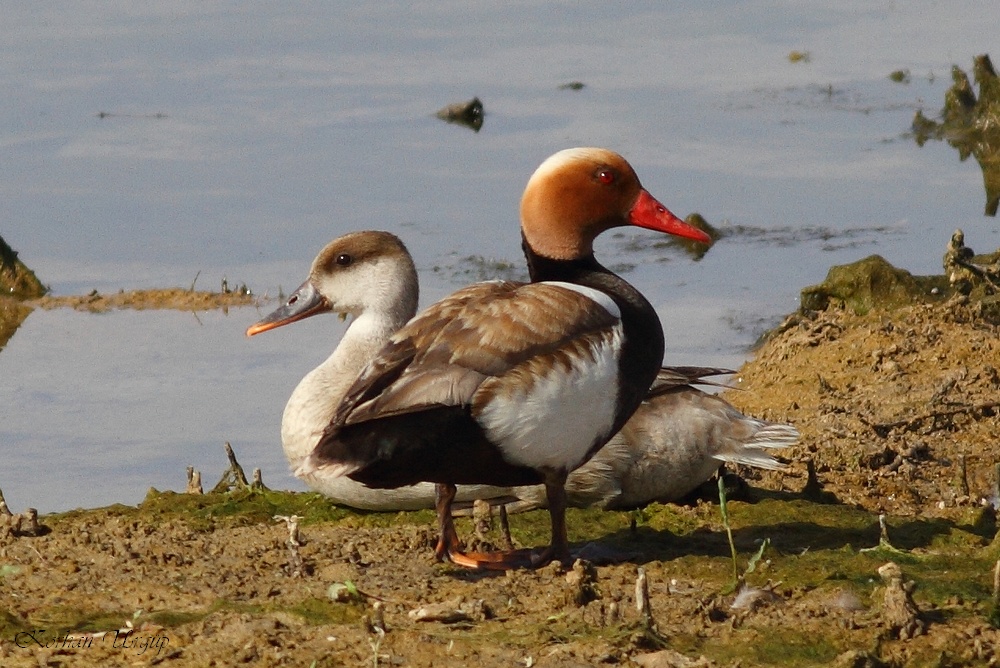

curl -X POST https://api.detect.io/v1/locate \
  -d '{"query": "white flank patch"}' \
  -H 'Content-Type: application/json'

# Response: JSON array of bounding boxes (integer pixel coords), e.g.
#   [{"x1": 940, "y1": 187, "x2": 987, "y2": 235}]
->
[
  {"x1": 476, "y1": 325, "x2": 623, "y2": 471},
  {"x1": 541, "y1": 281, "x2": 621, "y2": 319}
]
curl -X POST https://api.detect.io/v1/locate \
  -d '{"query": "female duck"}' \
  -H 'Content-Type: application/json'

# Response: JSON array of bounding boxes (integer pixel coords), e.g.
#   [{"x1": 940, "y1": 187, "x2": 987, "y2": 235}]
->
[{"x1": 247, "y1": 231, "x2": 512, "y2": 508}]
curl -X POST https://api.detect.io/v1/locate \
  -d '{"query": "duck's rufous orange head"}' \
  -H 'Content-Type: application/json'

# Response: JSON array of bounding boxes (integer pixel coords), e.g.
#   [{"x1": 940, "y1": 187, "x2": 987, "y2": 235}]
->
[{"x1": 520, "y1": 147, "x2": 710, "y2": 261}]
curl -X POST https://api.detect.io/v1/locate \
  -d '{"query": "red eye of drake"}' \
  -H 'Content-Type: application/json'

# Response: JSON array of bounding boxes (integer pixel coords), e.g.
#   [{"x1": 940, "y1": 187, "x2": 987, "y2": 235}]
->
[{"x1": 596, "y1": 168, "x2": 615, "y2": 185}]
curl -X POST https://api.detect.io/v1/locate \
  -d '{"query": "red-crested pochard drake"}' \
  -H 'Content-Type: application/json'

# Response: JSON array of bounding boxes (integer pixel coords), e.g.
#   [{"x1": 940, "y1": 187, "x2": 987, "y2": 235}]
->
[{"x1": 297, "y1": 148, "x2": 712, "y2": 569}]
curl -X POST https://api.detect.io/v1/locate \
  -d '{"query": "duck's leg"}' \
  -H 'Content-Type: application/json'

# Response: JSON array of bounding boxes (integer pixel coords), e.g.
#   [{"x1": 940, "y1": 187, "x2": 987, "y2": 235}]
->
[
  {"x1": 542, "y1": 470, "x2": 571, "y2": 565},
  {"x1": 433, "y1": 482, "x2": 462, "y2": 561},
  {"x1": 432, "y1": 482, "x2": 525, "y2": 569},
  {"x1": 432, "y1": 478, "x2": 566, "y2": 571},
  {"x1": 510, "y1": 469, "x2": 570, "y2": 569}
]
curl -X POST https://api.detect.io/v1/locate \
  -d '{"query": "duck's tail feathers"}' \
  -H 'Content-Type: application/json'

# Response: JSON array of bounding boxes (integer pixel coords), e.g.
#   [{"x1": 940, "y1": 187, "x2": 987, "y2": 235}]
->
[
  {"x1": 748, "y1": 423, "x2": 800, "y2": 449},
  {"x1": 649, "y1": 366, "x2": 737, "y2": 397},
  {"x1": 714, "y1": 422, "x2": 799, "y2": 471},
  {"x1": 296, "y1": 455, "x2": 360, "y2": 480}
]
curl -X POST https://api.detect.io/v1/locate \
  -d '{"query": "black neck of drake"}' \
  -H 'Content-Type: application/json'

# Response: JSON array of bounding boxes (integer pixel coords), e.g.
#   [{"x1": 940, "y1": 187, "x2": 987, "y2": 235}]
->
[{"x1": 522, "y1": 235, "x2": 665, "y2": 430}]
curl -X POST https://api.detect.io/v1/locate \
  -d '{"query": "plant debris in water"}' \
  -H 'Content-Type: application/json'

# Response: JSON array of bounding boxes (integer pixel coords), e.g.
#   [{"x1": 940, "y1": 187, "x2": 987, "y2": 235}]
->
[
  {"x1": 434, "y1": 96, "x2": 484, "y2": 132},
  {"x1": 889, "y1": 69, "x2": 911, "y2": 84},
  {"x1": 432, "y1": 254, "x2": 528, "y2": 284},
  {"x1": 612, "y1": 214, "x2": 904, "y2": 262}
]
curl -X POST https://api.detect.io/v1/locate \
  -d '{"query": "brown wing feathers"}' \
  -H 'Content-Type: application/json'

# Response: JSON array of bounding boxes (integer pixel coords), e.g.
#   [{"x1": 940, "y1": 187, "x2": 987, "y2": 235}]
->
[{"x1": 327, "y1": 281, "x2": 619, "y2": 433}]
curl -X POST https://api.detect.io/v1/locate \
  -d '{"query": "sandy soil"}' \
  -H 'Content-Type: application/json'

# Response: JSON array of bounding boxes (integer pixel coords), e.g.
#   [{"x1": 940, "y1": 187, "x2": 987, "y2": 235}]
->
[{"x1": 2, "y1": 271, "x2": 999, "y2": 667}]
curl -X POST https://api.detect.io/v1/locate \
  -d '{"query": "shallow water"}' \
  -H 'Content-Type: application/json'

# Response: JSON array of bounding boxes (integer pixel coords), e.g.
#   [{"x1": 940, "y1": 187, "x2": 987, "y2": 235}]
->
[{"x1": 2, "y1": 1, "x2": 999, "y2": 512}]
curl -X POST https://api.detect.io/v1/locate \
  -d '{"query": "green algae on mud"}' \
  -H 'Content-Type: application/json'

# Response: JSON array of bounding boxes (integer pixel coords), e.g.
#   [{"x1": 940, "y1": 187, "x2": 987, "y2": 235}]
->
[
  {"x1": 132, "y1": 488, "x2": 362, "y2": 529},
  {"x1": 208, "y1": 596, "x2": 366, "y2": 627},
  {"x1": 638, "y1": 497, "x2": 997, "y2": 604},
  {"x1": 800, "y1": 255, "x2": 949, "y2": 315},
  {"x1": 797, "y1": 248, "x2": 1000, "y2": 326}
]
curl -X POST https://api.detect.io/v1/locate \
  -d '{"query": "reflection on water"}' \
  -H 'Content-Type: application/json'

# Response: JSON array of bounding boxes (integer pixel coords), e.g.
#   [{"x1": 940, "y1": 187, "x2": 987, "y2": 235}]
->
[
  {"x1": 912, "y1": 54, "x2": 1000, "y2": 215},
  {"x1": 0, "y1": 235, "x2": 45, "y2": 352},
  {"x1": 0, "y1": 300, "x2": 31, "y2": 352}
]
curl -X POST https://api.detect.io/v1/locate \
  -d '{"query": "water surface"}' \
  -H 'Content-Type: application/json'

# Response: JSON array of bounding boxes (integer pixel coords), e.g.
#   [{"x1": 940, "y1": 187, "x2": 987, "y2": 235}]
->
[{"x1": 2, "y1": 1, "x2": 998, "y2": 511}]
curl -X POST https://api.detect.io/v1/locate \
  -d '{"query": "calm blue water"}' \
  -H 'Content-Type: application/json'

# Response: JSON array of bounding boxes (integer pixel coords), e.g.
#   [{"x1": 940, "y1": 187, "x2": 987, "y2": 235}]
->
[{"x1": 2, "y1": 1, "x2": 998, "y2": 511}]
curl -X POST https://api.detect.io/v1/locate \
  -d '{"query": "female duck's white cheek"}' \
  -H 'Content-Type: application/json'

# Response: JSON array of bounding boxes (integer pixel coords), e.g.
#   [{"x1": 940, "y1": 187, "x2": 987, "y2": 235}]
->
[{"x1": 474, "y1": 328, "x2": 622, "y2": 472}]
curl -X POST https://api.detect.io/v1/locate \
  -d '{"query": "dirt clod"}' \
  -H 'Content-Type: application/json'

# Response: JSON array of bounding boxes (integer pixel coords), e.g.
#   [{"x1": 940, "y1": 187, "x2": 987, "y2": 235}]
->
[{"x1": 878, "y1": 562, "x2": 927, "y2": 640}]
